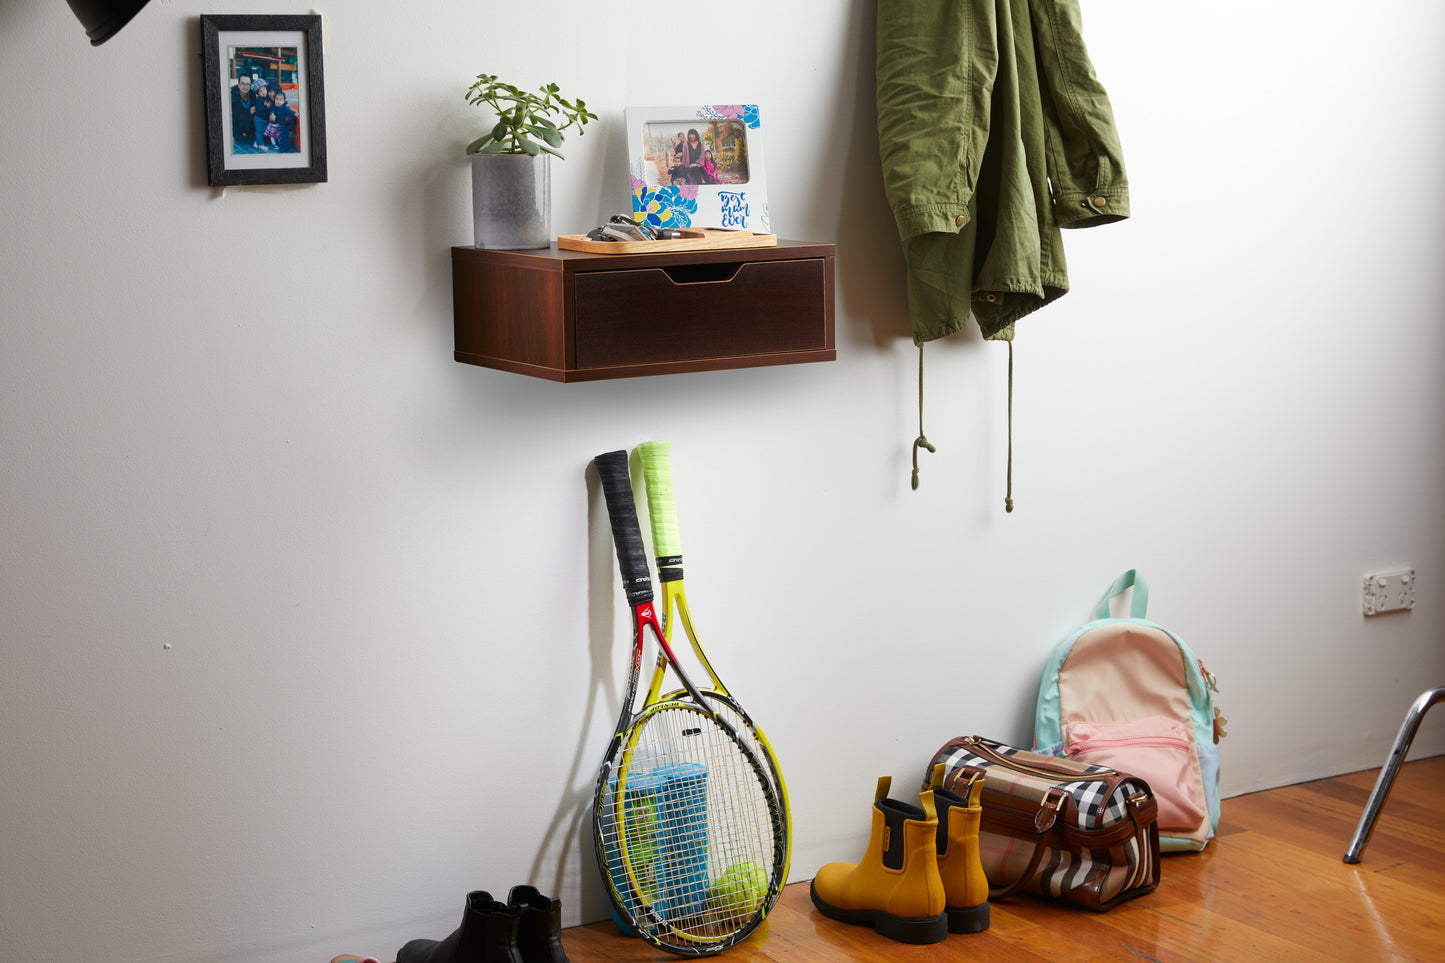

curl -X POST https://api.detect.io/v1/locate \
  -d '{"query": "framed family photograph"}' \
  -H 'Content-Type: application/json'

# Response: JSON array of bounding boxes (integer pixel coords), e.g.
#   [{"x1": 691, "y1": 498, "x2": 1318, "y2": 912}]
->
[
  {"x1": 625, "y1": 105, "x2": 769, "y2": 234},
  {"x1": 202, "y1": 15, "x2": 327, "y2": 186}
]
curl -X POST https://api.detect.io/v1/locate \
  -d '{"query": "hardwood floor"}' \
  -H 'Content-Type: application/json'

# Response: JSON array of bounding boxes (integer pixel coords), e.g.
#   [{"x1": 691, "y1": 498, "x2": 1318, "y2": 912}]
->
[{"x1": 562, "y1": 756, "x2": 1445, "y2": 962}]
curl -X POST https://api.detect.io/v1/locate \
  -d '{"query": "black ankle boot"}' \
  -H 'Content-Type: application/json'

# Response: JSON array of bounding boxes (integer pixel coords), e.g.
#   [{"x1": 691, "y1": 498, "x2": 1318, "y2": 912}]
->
[
  {"x1": 507, "y1": 885, "x2": 569, "y2": 963},
  {"x1": 397, "y1": 891, "x2": 523, "y2": 963}
]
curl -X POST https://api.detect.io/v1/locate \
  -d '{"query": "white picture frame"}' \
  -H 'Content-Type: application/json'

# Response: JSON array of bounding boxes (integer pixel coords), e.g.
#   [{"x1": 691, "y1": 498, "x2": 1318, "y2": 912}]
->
[{"x1": 625, "y1": 105, "x2": 769, "y2": 233}]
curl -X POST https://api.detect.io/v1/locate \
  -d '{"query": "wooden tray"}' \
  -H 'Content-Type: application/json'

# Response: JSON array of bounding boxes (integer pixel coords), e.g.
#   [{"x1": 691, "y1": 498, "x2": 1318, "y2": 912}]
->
[{"x1": 556, "y1": 229, "x2": 778, "y2": 255}]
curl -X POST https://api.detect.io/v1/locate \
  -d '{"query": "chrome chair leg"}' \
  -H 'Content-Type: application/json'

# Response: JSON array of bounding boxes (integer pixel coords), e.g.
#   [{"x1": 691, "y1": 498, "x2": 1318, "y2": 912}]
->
[{"x1": 1343, "y1": 687, "x2": 1445, "y2": 863}]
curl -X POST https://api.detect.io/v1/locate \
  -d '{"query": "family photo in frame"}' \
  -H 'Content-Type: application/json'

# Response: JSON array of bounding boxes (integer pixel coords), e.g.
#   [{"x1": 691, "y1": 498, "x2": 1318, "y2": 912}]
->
[
  {"x1": 202, "y1": 15, "x2": 327, "y2": 186},
  {"x1": 641, "y1": 120, "x2": 751, "y2": 187},
  {"x1": 627, "y1": 105, "x2": 769, "y2": 235}
]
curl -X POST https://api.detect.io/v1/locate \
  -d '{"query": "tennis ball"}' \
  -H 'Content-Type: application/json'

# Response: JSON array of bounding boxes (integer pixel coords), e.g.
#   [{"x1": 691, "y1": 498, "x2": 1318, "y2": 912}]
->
[
  {"x1": 707, "y1": 861, "x2": 768, "y2": 917},
  {"x1": 623, "y1": 799, "x2": 658, "y2": 866}
]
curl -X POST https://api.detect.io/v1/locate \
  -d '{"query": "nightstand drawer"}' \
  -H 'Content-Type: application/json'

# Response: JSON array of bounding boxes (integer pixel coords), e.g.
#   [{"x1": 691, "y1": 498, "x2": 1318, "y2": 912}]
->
[
  {"x1": 452, "y1": 241, "x2": 835, "y2": 381},
  {"x1": 573, "y1": 259, "x2": 827, "y2": 368}
]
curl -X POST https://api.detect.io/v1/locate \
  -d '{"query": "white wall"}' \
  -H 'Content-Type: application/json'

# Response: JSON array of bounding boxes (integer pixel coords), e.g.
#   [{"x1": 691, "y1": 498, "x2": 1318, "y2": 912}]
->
[{"x1": 2, "y1": 1, "x2": 1442, "y2": 960}]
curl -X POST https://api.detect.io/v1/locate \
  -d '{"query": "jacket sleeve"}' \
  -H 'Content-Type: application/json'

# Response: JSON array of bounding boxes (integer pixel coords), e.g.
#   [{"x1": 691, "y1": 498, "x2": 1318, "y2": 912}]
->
[
  {"x1": 1030, "y1": 0, "x2": 1130, "y2": 228},
  {"x1": 876, "y1": 0, "x2": 998, "y2": 242}
]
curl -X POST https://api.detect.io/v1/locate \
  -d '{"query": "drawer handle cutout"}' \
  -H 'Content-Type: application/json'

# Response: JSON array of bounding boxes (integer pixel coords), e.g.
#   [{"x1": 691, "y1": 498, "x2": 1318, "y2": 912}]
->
[{"x1": 661, "y1": 262, "x2": 744, "y2": 285}]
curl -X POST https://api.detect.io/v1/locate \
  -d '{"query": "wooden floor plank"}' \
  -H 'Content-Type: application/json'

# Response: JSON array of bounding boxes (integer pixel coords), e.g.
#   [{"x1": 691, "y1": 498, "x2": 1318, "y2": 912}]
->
[{"x1": 558, "y1": 756, "x2": 1445, "y2": 963}]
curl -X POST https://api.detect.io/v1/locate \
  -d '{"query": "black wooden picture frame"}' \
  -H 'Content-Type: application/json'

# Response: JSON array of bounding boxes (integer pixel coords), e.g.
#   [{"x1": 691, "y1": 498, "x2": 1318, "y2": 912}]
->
[{"x1": 202, "y1": 15, "x2": 327, "y2": 186}]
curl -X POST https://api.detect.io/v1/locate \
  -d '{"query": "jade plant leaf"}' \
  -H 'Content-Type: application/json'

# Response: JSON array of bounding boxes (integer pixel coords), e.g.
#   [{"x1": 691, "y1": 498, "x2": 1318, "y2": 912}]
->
[{"x1": 464, "y1": 73, "x2": 594, "y2": 157}]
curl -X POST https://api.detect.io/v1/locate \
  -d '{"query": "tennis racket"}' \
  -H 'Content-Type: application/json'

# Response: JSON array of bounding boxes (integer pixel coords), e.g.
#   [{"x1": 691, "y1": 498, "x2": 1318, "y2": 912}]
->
[
  {"x1": 591, "y1": 450, "x2": 786, "y2": 956},
  {"x1": 636, "y1": 440, "x2": 792, "y2": 893}
]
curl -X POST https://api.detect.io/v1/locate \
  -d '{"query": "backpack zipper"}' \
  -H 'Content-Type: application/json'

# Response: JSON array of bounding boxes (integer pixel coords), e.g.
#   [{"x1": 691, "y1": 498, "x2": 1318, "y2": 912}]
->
[{"x1": 1065, "y1": 734, "x2": 1191, "y2": 755}]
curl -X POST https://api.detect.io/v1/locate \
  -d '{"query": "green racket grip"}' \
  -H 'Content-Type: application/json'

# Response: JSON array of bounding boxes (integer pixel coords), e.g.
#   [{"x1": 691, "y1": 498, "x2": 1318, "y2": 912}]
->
[
  {"x1": 637, "y1": 441, "x2": 683, "y2": 566},
  {"x1": 594, "y1": 450, "x2": 654, "y2": 606}
]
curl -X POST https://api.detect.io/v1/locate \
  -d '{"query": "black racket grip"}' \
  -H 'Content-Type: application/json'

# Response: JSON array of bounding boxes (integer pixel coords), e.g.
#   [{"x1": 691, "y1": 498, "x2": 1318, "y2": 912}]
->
[{"x1": 594, "y1": 450, "x2": 654, "y2": 606}]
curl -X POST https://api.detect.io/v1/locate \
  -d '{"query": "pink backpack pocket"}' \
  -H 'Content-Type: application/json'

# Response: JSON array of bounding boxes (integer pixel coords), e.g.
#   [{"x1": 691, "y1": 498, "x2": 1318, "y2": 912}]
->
[{"x1": 1063, "y1": 716, "x2": 1209, "y2": 844}]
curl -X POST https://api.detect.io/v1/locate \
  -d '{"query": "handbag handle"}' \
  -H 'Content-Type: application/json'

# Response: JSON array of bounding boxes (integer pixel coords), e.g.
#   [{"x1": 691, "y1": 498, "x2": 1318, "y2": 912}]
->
[
  {"x1": 987, "y1": 788, "x2": 1066, "y2": 901},
  {"x1": 1093, "y1": 569, "x2": 1149, "y2": 620}
]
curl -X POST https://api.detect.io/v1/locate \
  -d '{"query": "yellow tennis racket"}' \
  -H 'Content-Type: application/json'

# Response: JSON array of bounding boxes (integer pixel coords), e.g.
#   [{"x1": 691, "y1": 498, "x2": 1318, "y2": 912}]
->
[
  {"x1": 591, "y1": 450, "x2": 786, "y2": 956},
  {"x1": 637, "y1": 441, "x2": 793, "y2": 894}
]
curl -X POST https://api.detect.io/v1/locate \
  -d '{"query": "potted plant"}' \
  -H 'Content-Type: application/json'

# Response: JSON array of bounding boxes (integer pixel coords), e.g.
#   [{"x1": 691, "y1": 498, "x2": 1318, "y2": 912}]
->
[{"x1": 465, "y1": 74, "x2": 597, "y2": 250}]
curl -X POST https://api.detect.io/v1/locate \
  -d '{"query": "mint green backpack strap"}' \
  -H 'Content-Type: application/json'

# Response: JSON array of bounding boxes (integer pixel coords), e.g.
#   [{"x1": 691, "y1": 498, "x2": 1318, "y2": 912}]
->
[{"x1": 1093, "y1": 570, "x2": 1149, "y2": 620}]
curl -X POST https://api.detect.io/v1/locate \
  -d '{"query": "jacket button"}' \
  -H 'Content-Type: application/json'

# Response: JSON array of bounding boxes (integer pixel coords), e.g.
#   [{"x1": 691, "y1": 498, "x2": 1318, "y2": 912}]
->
[
  {"x1": 1092, "y1": 196, "x2": 1108, "y2": 208},
  {"x1": 954, "y1": 214, "x2": 965, "y2": 227}
]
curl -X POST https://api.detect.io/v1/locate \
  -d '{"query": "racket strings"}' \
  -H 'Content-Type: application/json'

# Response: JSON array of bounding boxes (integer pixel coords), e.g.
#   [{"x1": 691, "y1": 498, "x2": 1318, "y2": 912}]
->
[
  {"x1": 659, "y1": 691, "x2": 782, "y2": 801},
  {"x1": 599, "y1": 704, "x2": 780, "y2": 949}
]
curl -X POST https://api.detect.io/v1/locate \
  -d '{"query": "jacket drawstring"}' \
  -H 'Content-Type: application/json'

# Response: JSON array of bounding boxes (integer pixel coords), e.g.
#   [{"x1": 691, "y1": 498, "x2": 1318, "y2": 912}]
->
[
  {"x1": 1005, "y1": 340, "x2": 1014, "y2": 513},
  {"x1": 911, "y1": 343, "x2": 935, "y2": 490},
  {"x1": 912, "y1": 339, "x2": 1015, "y2": 513}
]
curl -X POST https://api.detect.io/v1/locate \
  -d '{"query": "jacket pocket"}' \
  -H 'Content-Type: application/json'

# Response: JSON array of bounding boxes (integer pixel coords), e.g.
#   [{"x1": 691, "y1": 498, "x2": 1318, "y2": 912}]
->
[{"x1": 1062, "y1": 716, "x2": 1209, "y2": 842}]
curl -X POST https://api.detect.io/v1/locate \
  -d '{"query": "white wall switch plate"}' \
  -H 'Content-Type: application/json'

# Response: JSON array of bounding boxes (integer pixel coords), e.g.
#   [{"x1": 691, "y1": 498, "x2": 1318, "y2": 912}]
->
[{"x1": 1363, "y1": 568, "x2": 1415, "y2": 616}]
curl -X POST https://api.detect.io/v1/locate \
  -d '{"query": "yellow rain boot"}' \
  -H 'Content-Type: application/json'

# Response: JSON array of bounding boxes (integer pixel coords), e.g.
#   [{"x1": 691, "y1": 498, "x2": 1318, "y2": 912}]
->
[
  {"x1": 809, "y1": 776, "x2": 948, "y2": 945},
  {"x1": 929, "y1": 763, "x2": 990, "y2": 933}
]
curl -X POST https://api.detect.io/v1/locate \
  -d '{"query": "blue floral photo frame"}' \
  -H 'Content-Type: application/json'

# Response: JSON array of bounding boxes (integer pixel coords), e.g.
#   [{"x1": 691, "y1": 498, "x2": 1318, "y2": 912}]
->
[{"x1": 625, "y1": 105, "x2": 769, "y2": 234}]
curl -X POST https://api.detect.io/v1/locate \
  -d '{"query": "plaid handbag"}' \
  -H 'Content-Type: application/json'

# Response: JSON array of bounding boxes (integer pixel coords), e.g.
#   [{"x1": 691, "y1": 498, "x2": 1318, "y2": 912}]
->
[{"x1": 923, "y1": 735, "x2": 1160, "y2": 911}]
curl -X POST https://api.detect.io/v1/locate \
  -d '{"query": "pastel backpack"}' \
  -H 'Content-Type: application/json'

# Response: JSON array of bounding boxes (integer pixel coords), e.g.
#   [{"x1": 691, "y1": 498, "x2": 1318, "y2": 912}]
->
[{"x1": 1033, "y1": 570, "x2": 1224, "y2": 852}]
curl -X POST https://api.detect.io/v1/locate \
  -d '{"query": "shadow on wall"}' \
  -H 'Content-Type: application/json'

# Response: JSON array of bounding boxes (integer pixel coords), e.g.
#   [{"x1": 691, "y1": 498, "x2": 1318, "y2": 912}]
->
[
  {"x1": 522, "y1": 459, "x2": 629, "y2": 924},
  {"x1": 832, "y1": 0, "x2": 914, "y2": 351},
  {"x1": 185, "y1": 17, "x2": 213, "y2": 188}
]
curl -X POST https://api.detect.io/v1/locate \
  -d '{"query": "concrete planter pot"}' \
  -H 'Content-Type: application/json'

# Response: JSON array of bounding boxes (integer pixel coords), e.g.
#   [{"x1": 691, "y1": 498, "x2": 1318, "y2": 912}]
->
[{"x1": 471, "y1": 152, "x2": 551, "y2": 250}]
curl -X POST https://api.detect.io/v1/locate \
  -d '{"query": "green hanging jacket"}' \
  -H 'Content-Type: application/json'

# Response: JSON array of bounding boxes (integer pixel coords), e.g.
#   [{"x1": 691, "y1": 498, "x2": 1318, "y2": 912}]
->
[{"x1": 877, "y1": 0, "x2": 1129, "y2": 344}]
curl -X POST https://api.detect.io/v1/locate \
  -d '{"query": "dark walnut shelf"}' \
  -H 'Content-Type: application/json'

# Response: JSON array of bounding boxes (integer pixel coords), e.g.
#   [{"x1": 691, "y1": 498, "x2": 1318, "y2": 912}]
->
[{"x1": 452, "y1": 240, "x2": 836, "y2": 382}]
